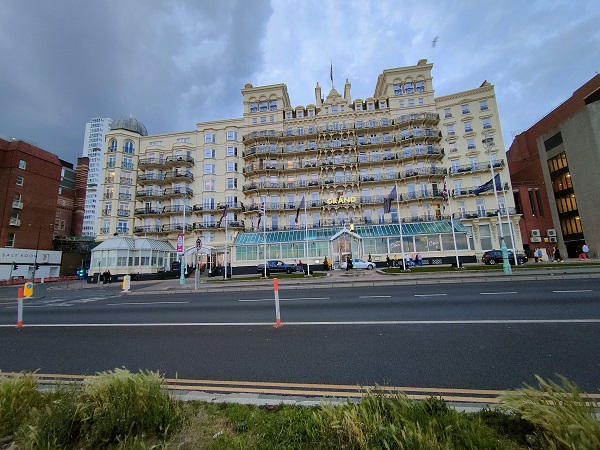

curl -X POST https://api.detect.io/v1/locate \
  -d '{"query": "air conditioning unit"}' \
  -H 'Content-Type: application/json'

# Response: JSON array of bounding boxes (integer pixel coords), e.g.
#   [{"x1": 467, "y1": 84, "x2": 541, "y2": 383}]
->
[
  {"x1": 530, "y1": 236, "x2": 542, "y2": 243},
  {"x1": 547, "y1": 229, "x2": 557, "y2": 237},
  {"x1": 531, "y1": 229, "x2": 541, "y2": 237},
  {"x1": 549, "y1": 237, "x2": 558, "y2": 243}
]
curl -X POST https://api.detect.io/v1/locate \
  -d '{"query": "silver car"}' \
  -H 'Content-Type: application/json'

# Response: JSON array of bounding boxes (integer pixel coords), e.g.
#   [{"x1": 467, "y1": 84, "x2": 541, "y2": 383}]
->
[{"x1": 340, "y1": 258, "x2": 375, "y2": 270}]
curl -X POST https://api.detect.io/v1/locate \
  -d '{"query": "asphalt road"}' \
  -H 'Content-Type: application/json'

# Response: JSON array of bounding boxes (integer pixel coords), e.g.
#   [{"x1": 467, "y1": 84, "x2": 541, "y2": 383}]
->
[{"x1": 1, "y1": 278, "x2": 599, "y2": 392}]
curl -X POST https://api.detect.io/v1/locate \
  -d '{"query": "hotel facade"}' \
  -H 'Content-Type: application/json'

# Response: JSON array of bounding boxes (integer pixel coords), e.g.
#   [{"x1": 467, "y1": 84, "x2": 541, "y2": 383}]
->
[{"x1": 94, "y1": 59, "x2": 522, "y2": 275}]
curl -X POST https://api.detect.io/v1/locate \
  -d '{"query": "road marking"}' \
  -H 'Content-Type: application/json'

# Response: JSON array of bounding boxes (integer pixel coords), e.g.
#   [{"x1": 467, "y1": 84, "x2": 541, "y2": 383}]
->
[
  {"x1": 359, "y1": 295, "x2": 391, "y2": 298},
  {"x1": 2, "y1": 319, "x2": 599, "y2": 328},
  {"x1": 239, "y1": 297, "x2": 329, "y2": 302},
  {"x1": 480, "y1": 292, "x2": 518, "y2": 295},
  {"x1": 553, "y1": 290, "x2": 593, "y2": 293},
  {"x1": 414, "y1": 294, "x2": 447, "y2": 297},
  {"x1": 107, "y1": 301, "x2": 190, "y2": 306}
]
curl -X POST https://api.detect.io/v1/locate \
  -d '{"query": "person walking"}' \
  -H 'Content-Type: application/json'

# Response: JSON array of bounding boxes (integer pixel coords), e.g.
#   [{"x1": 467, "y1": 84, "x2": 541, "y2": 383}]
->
[
  {"x1": 386, "y1": 255, "x2": 391, "y2": 268},
  {"x1": 393, "y1": 254, "x2": 399, "y2": 267},
  {"x1": 582, "y1": 243, "x2": 590, "y2": 259},
  {"x1": 416, "y1": 253, "x2": 422, "y2": 266},
  {"x1": 554, "y1": 246, "x2": 562, "y2": 262},
  {"x1": 534, "y1": 247, "x2": 540, "y2": 263},
  {"x1": 345, "y1": 256, "x2": 353, "y2": 271},
  {"x1": 368, "y1": 253, "x2": 372, "y2": 262}
]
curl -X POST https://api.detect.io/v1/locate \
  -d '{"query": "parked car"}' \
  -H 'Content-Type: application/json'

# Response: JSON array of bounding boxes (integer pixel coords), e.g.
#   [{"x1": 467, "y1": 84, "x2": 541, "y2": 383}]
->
[
  {"x1": 481, "y1": 250, "x2": 528, "y2": 265},
  {"x1": 256, "y1": 260, "x2": 297, "y2": 275},
  {"x1": 340, "y1": 258, "x2": 375, "y2": 270}
]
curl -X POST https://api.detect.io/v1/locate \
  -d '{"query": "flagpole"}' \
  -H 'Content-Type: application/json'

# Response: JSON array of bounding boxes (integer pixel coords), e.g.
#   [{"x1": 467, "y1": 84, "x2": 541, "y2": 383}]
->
[
  {"x1": 501, "y1": 188, "x2": 519, "y2": 265},
  {"x1": 482, "y1": 135, "x2": 506, "y2": 250},
  {"x1": 304, "y1": 198, "x2": 310, "y2": 276},
  {"x1": 224, "y1": 212, "x2": 228, "y2": 279},
  {"x1": 263, "y1": 202, "x2": 267, "y2": 278},
  {"x1": 395, "y1": 183, "x2": 406, "y2": 270},
  {"x1": 445, "y1": 178, "x2": 460, "y2": 268}
]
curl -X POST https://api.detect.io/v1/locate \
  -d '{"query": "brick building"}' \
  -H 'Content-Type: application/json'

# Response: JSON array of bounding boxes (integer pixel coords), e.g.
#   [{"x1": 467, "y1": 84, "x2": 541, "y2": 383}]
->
[
  {"x1": 0, "y1": 138, "x2": 62, "y2": 251},
  {"x1": 507, "y1": 75, "x2": 600, "y2": 258}
]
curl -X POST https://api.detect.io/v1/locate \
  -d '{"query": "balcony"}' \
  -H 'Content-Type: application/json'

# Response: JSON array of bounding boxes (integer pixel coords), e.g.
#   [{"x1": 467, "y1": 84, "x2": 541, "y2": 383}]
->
[
  {"x1": 103, "y1": 193, "x2": 114, "y2": 199},
  {"x1": 138, "y1": 157, "x2": 166, "y2": 168},
  {"x1": 99, "y1": 227, "x2": 111, "y2": 234},
  {"x1": 137, "y1": 173, "x2": 167, "y2": 184},
  {"x1": 449, "y1": 159, "x2": 505, "y2": 176},
  {"x1": 162, "y1": 205, "x2": 193, "y2": 215},
  {"x1": 165, "y1": 155, "x2": 194, "y2": 167},
  {"x1": 121, "y1": 163, "x2": 134, "y2": 170},
  {"x1": 458, "y1": 207, "x2": 517, "y2": 220},
  {"x1": 118, "y1": 193, "x2": 131, "y2": 200},
  {"x1": 162, "y1": 187, "x2": 194, "y2": 198},
  {"x1": 134, "y1": 226, "x2": 161, "y2": 234},
  {"x1": 120, "y1": 177, "x2": 134, "y2": 185},
  {"x1": 107, "y1": 161, "x2": 116, "y2": 168},
  {"x1": 164, "y1": 171, "x2": 194, "y2": 182},
  {"x1": 105, "y1": 177, "x2": 115, "y2": 183},
  {"x1": 115, "y1": 227, "x2": 128, "y2": 234},
  {"x1": 9, "y1": 217, "x2": 21, "y2": 226},
  {"x1": 117, "y1": 209, "x2": 130, "y2": 217},
  {"x1": 451, "y1": 183, "x2": 509, "y2": 198},
  {"x1": 216, "y1": 201, "x2": 242, "y2": 210},
  {"x1": 136, "y1": 190, "x2": 162, "y2": 199},
  {"x1": 102, "y1": 209, "x2": 112, "y2": 217},
  {"x1": 134, "y1": 207, "x2": 160, "y2": 216},
  {"x1": 161, "y1": 224, "x2": 193, "y2": 233},
  {"x1": 193, "y1": 204, "x2": 214, "y2": 213},
  {"x1": 399, "y1": 189, "x2": 442, "y2": 201},
  {"x1": 12, "y1": 200, "x2": 23, "y2": 209}
]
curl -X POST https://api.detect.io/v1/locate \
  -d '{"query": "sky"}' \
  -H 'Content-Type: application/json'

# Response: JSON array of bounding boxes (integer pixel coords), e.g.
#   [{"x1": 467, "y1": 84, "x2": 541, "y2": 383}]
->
[{"x1": 1, "y1": 0, "x2": 599, "y2": 164}]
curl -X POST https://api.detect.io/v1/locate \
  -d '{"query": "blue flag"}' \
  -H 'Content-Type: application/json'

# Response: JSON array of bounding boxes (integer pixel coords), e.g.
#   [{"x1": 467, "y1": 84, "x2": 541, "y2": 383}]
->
[{"x1": 474, "y1": 174, "x2": 501, "y2": 196}]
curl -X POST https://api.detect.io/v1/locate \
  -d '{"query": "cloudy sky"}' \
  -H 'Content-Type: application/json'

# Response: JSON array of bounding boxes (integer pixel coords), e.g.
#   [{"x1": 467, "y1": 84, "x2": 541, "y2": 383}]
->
[{"x1": 1, "y1": 0, "x2": 598, "y2": 164}]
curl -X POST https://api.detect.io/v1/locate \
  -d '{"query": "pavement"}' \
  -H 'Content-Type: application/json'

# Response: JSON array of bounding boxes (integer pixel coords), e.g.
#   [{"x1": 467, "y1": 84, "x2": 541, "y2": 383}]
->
[{"x1": 45, "y1": 259, "x2": 600, "y2": 295}]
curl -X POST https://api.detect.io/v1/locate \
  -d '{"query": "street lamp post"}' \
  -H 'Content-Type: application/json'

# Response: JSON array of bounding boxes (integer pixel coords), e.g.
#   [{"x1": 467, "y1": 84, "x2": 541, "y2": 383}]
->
[
  {"x1": 180, "y1": 199, "x2": 186, "y2": 285},
  {"x1": 481, "y1": 134, "x2": 517, "y2": 273},
  {"x1": 31, "y1": 224, "x2": 44, "y2": 282}
]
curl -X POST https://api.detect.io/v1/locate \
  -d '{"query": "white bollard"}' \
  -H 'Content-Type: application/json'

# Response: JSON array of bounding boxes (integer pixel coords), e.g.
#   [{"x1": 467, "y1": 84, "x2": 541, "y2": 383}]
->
[
  {"x1": 122, "y1": 275, "x2": 131, "y2": 293},
  {"x1": 274, "y1": 278, "x2": 281, "y2": 327}
]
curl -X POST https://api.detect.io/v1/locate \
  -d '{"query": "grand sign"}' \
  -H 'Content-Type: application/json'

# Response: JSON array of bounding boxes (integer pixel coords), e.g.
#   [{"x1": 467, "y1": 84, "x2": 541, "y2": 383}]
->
[{"x1": 326, "y1": 196, "x2": 357, "y2": 205}]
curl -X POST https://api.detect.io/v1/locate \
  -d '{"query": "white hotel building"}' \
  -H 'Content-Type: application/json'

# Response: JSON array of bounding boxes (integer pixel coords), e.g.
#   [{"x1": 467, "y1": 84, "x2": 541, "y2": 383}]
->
[{"x1": 94, "y1": 60, "x2": 522, "y2": 275}]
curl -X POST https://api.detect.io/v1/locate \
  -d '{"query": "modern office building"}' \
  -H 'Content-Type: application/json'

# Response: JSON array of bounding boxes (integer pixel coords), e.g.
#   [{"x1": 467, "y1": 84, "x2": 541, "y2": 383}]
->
[
  {"x1": 95, "y1": 59, "x2": 521, "y2": 275},
  {"x1": 507, "y1": 74, "x2": 600, "y2": 258},
  {"x1": 82, "y1": 117, "x2": 113, "y2": 237}
]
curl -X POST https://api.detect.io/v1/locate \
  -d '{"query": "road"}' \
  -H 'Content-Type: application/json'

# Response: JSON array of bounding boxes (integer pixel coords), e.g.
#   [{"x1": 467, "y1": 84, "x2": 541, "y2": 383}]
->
[{"x1": 0, "y1": 278, "x2": 599, "y2": 392}]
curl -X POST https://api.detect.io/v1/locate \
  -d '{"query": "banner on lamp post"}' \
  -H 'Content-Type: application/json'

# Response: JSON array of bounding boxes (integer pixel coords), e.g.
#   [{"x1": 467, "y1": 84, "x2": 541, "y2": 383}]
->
[{"x1": 177, "y1": 233, "x2": 184, "y2": 254}]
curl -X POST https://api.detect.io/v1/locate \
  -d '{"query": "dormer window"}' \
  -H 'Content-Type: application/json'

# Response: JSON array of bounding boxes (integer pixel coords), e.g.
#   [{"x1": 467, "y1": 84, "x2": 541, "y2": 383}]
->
[
  {"x1": 332, "y1": 105, "x2": 338, "y2": 113},
  {"x1": 297, "y1": 110, "x2": 303, "y2": 118},
  {"x1": 356, "y1": 104, "x2": 362, "y2": 111}
]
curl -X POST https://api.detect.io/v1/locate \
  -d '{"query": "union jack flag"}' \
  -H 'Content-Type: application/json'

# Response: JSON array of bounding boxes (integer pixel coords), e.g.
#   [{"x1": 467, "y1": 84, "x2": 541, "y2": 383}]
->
[{"x1": 257, "y1": 202, "x2": 265, "y2": 228}]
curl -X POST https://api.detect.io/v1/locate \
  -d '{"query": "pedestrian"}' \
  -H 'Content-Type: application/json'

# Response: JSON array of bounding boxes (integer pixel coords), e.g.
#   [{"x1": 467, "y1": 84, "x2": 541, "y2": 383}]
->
[
  {"x1": 393, "y1": 254, "x2": 399, "y2": 267},
  {"x1": 106, "y1": 269, "x2": 111, "y2": 283},
  {"x1": 298, "y1": 260, "x2": 304, "y2": 272},
  {"x1": 417, "y1": 253, "x2": 422, "y2": 266},
  {"x1": 345, "y1": 256, "x2": 352, "y2": 271},
  {"x1": 368, "y1": 253, "x2": 372, "y2": 262},
  {"x1": 323, "y1": 256, "x2": 329, "y2": 271},
  {"x1": 102, "y1": 270, "x2": 108, "y2": 284},
  {"x1": 582, "y1": 243, "x2": 590, "y2": 259},
  {"x1": 534, "y1": 247, "x2": 540, "y2": 263},
  {"x1": 554, "y1": 246, "x2": 562, "y2": 262},
  {"x1": 386, "y1": 255, "x2": 391, "y2": 268}
]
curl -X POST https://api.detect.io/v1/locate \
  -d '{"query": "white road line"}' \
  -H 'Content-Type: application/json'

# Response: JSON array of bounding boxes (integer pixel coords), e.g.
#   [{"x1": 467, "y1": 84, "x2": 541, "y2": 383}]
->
[
  {"x1": 553, "y1": 290, "x2": 593, "y2": 293},
  {"x1": 1, "y1": 319, "x2": 599, "y2": 328},
  {"x1": 480, "y1": 292, "x2": 518, "y2": 295},
  {"x1": 107, "y1": 301, "x2": 190, "y2": 306},
  {"x1": 414, "y1": 294, "x2": 447, "y2": 297},
  {"x1": 239, "y1": 297, "x2": 329, "y2": 302},
  {"x1": 359, "y1": 295, "x2": 392, "y2": 298}
]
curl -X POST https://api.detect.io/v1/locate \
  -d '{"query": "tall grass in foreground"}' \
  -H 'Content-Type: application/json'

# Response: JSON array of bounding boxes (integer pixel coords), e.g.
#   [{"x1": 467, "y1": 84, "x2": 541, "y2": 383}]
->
[
  {"x1": 0, "y1": 373, "x2": 41, "y2": 438},
  {"x1": 500, "y1": 375, "x2": 600, "y2": 450}
]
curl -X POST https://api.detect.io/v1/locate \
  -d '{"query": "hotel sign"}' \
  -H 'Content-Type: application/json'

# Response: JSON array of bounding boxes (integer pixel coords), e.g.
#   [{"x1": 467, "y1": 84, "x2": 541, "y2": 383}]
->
[{"x1": 326, "y1": 196, "x2": 357, "y2": 205}]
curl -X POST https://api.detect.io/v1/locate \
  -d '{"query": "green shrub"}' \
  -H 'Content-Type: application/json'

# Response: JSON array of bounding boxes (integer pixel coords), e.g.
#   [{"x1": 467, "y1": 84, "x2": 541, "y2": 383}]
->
[
  {"x1": 79, "y1": 369, "x2": 182, "y2": 447},
  {"x1": 0, "y1": 373, "x2": 41, "y2": 438},
  {"x1": 500, "y1": 375, "x2": 600, "y2": 450}
]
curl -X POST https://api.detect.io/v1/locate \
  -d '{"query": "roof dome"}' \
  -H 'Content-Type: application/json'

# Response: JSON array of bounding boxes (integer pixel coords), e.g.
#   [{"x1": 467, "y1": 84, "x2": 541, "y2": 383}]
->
[{"x1": 110, "y1": 116, "x2": 148, "y2": 136}]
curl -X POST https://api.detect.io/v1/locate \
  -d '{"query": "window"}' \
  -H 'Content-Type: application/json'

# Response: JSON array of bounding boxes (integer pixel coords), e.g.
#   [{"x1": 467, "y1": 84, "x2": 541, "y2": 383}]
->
[
  {"x1": 408, "y1": 99, "x2": 415, "y2": 107},
  {"x1": 226, "y1": 178, "x2": 237, "y2": 189},
  {"x1": 394, "y1": 83, "x2": 402, "y2": 95},
  {"x1": 176, "y1": 137, "x2": 190, "y2": 143},
  {"x1": 149, "y1": 140, "x2": 163, "y2": 146},
  {"x1": 461, "y1": 104, "x2": 470, "y2": 114},
  {"x1": 7, "y1": 232, "x2": 15, "y2": 247},
  {"x1": 18, "y1": 160, "x2": 26, "y2": 169},
  {"x1": 109, "y1": 139, "x2": 117, "y2": 152},
  {"x1": 124, "y1": 141, "x2": 134, "y2": 153},
  {"x1": 482, "y1": 118, "x2": 492, "y2": 129},
  {"x1": 226, "y1": 162, "x2": 237, "y2": 172},
  {"x1": 269, "y1": 100, "x2": 277, "y2": 110},
  {"x1": 418, "y1": 98, "x2": 424, "y2": 105},
  {"x1": 446, "y1": 124, "x2": 455, "y2": 136},
  {"x1": 399, "y1": 100, "x2": 404, "y2": 107},
  {"x1": 252, "y1": 117, "x2": 257, "y2": 124},
  {"x1": 464, "y1": 121, "x2": 473, "y2": 132},
  {"x1": 444, "y1": 107, "x2": 452, "y2": 118},
  {"x1": 269, "y1": 115, "x2": 274, "y2": 122},
  {"x1": 449, "y1": 143, "x2": 457, "y2": 153},
  {"x1": 260, "y1": 101, "x2": 267, "y2": 112},
  {"x1": 205, "y1": 133, "x2": 216, "y2": 143},
  {"x1": 204, "y1": 179, "x2": 215, "y2": 191},
  {"x1": 380, "y1": 101, "x2": 386, "y2": 108},
  {"x1": 404, "y1": 82, "x2": 414, "y2": 94},
  {"x1": 204, "y1": 164, "x2": 216, "y2": 174},
  {"x1": 16, "y1": 176, "x2": 24, "y2": 186},
  {"x1": 226, "y1": 146, "x2": 237, "y2": 157},
  {"x1": 415, "y1": 81, "x2": 425, "y2": 92},
  {"x1": 204, "y1": 148, "x2": 215, "y2": 158},
  {"x1": 260, "y1": 116, "x2": 266, "y2": 123},
  {"x1": 480, "y1": 100, "x2": 488, "y2": 111},
  {"x1": 250, "y1": 102, "x2": 258, "y2": 113},
  {"x1": 226, "y1": 130, "x2": 238, "y2": 141},
  {"x1": 467, "y1": 138, "x2": 475, "y2": 149}
]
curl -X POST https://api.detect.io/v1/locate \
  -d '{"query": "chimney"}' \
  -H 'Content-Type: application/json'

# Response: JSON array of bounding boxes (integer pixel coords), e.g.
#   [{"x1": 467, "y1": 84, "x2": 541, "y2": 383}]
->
[
  {"x1": 315, "y1": 82, "x2": 322, "y2": 108},
  {"x1": 344, "y1": 79, "x2": 351, "y2": 103}
]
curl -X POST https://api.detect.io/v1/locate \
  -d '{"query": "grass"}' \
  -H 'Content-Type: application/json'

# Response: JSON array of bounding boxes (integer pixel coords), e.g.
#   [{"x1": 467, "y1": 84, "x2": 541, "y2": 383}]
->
[
  {"x1": 206, "y1": 272, "x2": 327, "y2": 282},
  {"x1": 1, "y1": 373, "x2": 598, "y2": 449}
]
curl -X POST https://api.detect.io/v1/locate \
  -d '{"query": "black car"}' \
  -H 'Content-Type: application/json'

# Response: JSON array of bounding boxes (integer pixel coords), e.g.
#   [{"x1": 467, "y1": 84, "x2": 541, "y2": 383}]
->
[
  {"x1": 481, "y1": 250, "x2": 528, "y2": 265},
  {"x1": 256, "y1": 260, "x2": 297, "y2": 275}
]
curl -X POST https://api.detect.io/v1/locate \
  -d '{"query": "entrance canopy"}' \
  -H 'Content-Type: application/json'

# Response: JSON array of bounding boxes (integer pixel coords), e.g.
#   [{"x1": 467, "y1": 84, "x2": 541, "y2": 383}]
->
[{"x1": 234, "y1": 221, "x2": 467, "y2": 245}]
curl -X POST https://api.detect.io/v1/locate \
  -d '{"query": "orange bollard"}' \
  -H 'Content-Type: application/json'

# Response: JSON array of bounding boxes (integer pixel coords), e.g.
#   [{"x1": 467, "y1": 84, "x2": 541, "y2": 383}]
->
[
  {"x1": 18, "y1": 287, "x2": 23, "y2": 298},
  {"x1": 17, "y1": 288, "x2": 24, "y2": 328}
]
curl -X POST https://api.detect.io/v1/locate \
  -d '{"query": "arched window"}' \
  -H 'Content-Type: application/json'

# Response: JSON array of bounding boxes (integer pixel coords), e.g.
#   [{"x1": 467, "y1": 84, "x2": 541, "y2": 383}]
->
[
  {"x1": 109, "y1": 139, "x2": 117, "y2": 152},
  {"x1": 124, "y1": 141, "x2": 134, "y2": 154}
]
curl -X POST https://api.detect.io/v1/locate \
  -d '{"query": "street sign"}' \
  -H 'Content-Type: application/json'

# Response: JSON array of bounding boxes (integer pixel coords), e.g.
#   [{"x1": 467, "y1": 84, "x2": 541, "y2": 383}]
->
[
  {"x1": 196, "y1": 238, "x2": 202, "y2": 251},
  {"x1": 23, "y1": 282, "x2": 33, "y2": 297},
  {"x1": 177, "y1": 233, "x2": 184, "y2": 253}
]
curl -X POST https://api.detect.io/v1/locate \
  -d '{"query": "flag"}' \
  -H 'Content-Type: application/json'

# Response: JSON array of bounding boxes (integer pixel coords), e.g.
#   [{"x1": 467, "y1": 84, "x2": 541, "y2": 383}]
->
[
  {"x1": 295, "y1": 197, "x2": 305, "y2": 224},
  {"x1": 330, "y1": 61, "x2": 333, "y2": 83},
  {"x1": 441, "y1": 181, "x2": 448, "y2": 210},
  {"x1": 474, "y1": 174, "x2": 501, "y2": 196},
  {"x1": 384, "y1": 186, "x2": 397, "y2": 214},
  {"x1": 257, "y1": 202, "x2": 265, "y2": 228},
  {"x1": 240, "y1": 201, "x2": 245, "y2": 212},
  {"x1": 216, "y1": 205, "x2": 228, "y2": 227}
]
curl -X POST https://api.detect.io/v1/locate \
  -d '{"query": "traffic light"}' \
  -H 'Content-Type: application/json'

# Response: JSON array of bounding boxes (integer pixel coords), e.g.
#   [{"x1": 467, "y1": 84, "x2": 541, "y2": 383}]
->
[
  {"x1": 13, "y1": 263, "x2": 18, "y2": 270},
  {"x1": 34, "y1": 263, "x2": 40, "y2": 271}
]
